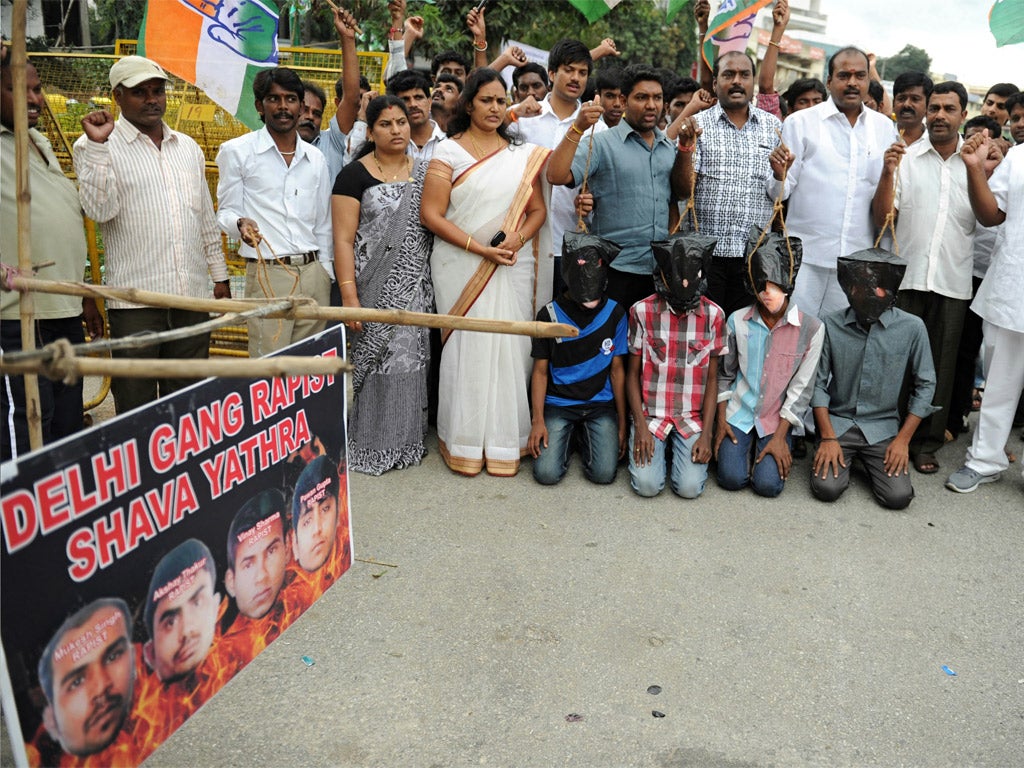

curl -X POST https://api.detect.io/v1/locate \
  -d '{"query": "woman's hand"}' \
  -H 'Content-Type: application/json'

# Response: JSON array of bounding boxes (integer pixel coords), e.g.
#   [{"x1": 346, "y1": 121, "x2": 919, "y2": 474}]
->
[
  {"x1": 479, "y1": 245, "x2": 517, "y2": 267},
  {"x1": 339, "y1": 283, "x2": 363, "y2": 333}
]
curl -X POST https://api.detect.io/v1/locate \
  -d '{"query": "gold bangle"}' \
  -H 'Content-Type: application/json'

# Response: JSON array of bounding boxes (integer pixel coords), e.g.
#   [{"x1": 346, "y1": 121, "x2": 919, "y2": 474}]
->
[
  {"x1": 517, "y1": 232, "x2": 526, "y2": 246},
  {"x1": 339, "y1": 280, "x2": 355, "y2": 286},
  {"x1": 565, "y1": 132, "x2": 580, "y2": 145},
  {"x1": 768, "y1": 40, "x2": 780, "y2": 48},
  {"x1": 465, "y1": 235, "x2": 473, "y2": 252},
  {"x1": 570, "y1": 123, "x2": 585, "y2": 136}
]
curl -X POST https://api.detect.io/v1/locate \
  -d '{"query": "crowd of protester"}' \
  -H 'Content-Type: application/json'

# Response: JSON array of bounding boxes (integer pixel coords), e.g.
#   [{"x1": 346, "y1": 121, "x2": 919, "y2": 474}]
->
[{"x1": 3, "y1": 0, "x2": 1023, "y2": 503}]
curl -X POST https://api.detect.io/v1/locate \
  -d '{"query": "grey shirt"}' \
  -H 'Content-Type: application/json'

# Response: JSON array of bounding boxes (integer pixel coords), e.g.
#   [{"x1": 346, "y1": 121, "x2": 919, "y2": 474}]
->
[{"x1": 811, "y1": 306, "x2": 937, "y2": 445}]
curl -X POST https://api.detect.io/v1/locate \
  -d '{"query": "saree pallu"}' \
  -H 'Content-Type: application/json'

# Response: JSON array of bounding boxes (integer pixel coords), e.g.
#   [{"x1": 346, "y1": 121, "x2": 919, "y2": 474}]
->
[{"x1": 430, "y1": 141, "x2": 551, "y2": 476}]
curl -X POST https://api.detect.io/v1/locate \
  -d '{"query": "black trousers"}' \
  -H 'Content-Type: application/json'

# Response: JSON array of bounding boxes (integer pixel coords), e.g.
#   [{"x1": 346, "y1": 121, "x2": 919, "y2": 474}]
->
[{"x1": 1, "y1": 315, "x2": 85, "y2": 461}]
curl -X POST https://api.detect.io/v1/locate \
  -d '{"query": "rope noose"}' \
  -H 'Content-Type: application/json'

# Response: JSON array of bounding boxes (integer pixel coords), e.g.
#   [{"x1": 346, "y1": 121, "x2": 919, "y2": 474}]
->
[
  {"x1": 747, "y1": 127, "x2": 796, "y2": 292},
  {"x1": 873, "y1": 129, "x2": 905, "y2": 255}
]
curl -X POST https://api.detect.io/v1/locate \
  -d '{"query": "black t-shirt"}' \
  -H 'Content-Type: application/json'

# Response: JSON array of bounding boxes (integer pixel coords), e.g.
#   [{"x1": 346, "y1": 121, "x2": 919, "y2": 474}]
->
[{"x1": 332, "y1": 160, "x2": 381, "y2": 200}]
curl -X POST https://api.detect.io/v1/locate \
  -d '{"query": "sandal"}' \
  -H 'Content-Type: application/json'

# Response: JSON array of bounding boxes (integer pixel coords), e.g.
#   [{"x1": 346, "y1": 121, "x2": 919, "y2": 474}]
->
[
  {"x1": 971, "y1": 388, "x2": 983, "y2": 411},
  {"x1": 913, "y1": 452, "x2": 940, "y2": 474}
]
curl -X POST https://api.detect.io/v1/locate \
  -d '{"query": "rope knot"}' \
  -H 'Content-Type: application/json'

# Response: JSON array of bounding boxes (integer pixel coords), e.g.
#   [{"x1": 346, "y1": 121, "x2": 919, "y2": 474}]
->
[{"x1": 41, "y1": 338, "x2": 80, "y2": 385}]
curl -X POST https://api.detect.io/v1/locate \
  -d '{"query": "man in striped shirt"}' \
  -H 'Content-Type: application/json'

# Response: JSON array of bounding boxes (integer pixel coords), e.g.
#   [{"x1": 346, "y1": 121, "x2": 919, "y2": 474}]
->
[
  {"x1": 715, "y1": 237, "x2": 824, "y2": 497},
  {"x1": 74, "y1": 56, "x2": 230, "y2": 415}
]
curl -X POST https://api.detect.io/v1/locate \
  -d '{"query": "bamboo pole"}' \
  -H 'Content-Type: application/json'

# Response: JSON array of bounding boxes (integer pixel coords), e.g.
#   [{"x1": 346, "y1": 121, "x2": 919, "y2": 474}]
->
[
  {"x1": 8, "y1": 277, "x2": 580, "y2": 339},
  {"x1": 0, "y1": 356, "x2": 351, "y2": 381},
  {"x1": 11, "y1": 0, "x2": 44, "y2": 451},
  {"x1": 0, "y1": 300, "x2": 294, "y2": 365}
]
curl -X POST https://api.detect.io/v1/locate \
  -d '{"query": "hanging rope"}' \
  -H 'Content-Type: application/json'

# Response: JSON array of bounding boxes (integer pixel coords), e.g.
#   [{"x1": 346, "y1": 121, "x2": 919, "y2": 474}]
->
[
  {"x1": 252, "y1": 236, "x2": 301, "y2": 346},
  {"x1": 672, "y1": 158, "x2": 700, "y2": 236},
  {"x1": 746, "y1": 128, "x2": 796, "y2": 290},
  {"x1": 574, "y1": 122, "x2": 599, "y2": 234},
  {"x1": 873, "y1": 129, "x2": 905, "y2": 255}
]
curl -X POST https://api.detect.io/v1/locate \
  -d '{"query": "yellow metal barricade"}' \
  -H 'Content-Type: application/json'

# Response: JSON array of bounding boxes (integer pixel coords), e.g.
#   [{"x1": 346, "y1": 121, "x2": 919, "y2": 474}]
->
[{"x1": 28, "y1": 44, "x2": 387, "y2": 380}]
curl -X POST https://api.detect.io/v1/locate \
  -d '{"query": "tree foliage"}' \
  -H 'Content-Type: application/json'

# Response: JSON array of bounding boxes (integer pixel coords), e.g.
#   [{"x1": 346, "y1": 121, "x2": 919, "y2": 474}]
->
[
  {"x1": 89, "y1": 0, "x2": 146, "y2": 47},
  {"x1": 877, "y1": 44, "x2": 932, "y2": 80},
  {"x1": 302, "y1": 0, "x2": 699, "y2": 79}
]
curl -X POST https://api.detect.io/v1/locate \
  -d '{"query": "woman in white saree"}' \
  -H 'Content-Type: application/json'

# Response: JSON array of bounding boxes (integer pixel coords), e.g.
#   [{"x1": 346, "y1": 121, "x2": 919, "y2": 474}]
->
[{"x1": 421, "y1": 69, "x2": 551, "y2": 476}]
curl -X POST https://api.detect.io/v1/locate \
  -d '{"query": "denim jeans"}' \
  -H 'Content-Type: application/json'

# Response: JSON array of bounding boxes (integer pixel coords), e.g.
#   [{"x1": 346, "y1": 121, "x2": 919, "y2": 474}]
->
[
  {"x1": 533, "y1": 403, "x2": 619, "y2": 485},
  {"x1": 716, "y1": 427, "x2": 789, "y2": 497},
  {"x1": 629, "y1": 424, "x2": 708, "y2": 499}
]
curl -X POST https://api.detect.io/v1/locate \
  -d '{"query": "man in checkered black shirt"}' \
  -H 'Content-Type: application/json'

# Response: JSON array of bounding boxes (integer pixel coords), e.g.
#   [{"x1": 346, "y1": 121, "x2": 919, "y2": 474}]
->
[
  {"x1": 675, "y1": 50, "x2": 782, "y2": 318},
  {"x1": 627, "y1": 239, "x2": 726, "y2": 499}
]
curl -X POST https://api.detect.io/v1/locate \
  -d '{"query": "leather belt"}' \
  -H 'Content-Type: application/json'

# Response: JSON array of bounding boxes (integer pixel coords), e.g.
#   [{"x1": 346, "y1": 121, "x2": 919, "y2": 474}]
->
[
  {"x1": 250, "y1": 251, "x2": 318, "y2": 265},
  {"x1": 278, "y1": 251, "x2": 318, "y2": 265}
]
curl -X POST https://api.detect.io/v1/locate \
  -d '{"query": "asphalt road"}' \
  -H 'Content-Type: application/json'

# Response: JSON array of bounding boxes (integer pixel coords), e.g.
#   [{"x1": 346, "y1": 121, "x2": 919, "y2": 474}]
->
[{"x1": 4, "y1": 424, "x2": 1022, "y2": 767}]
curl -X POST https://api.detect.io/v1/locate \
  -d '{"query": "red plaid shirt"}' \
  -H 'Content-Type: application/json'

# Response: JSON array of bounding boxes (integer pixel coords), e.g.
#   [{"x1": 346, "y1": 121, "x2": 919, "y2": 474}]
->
[{"x1": 628, "y1": 295, "x2": 727, "y2": 440}]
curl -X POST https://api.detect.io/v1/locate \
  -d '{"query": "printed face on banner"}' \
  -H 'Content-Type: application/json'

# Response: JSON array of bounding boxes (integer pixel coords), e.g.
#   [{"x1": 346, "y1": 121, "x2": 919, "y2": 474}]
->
[
  {"x1": 145, "y1": 568, "x2": 221, "y2": 682},
  {"x1": 225, "y1": 515, "x2": 288, "y2": 619},
  {"x1": 1, "y1": 333, "x2": 351, "y2": 768},
  {"x1": 42, "y1": 603, "x2": 134, "y2": 757},
  {"x1": 293, "y1": 492, "x2": 338, "y2": 572}
]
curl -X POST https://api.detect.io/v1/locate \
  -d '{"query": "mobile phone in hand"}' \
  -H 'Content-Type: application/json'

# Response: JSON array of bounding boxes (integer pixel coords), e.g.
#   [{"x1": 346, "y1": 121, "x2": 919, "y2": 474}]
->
[{"x1": 490, "y1": 231, "x2": 506, "y2": 247}]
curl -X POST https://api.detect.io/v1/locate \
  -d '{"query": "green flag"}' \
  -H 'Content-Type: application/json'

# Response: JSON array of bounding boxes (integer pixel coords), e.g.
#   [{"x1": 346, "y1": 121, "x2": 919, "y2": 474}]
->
[
  {"x1": 990, "y1": 0, "x2": 1024, "y2": 47},
  {"x1": 569, "y1": 0, "x2": 623, "y2": 24},
  {"x1": 667, "y1": 0, "x2": 688, "y2": 22}
]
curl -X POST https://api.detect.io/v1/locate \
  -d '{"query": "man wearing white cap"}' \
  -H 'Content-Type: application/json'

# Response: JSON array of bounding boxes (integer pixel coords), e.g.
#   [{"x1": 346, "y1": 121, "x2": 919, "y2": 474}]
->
[{"x1": 73, "y1": 56, "x2": 230, "y2": 414}]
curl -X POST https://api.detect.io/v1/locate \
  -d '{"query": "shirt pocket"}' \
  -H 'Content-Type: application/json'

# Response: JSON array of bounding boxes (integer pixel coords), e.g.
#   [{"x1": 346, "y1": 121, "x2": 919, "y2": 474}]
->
[
  {"x1": 686, "y1": 339, "x2": 711, "y2": 366},
  {"x1": 647, "y1": 336, "x2": 668, "y2": 364}
]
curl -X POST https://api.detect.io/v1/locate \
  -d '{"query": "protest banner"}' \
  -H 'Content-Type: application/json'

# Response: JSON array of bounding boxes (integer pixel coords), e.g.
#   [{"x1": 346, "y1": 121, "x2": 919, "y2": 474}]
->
[{"x1": 1, "y1": 328, "x2": 351, "y2": 768}]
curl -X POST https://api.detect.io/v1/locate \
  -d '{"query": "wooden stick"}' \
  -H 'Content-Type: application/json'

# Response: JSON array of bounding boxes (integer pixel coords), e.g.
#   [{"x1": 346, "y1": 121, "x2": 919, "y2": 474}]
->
[
  {"x1": 11, "y1": 0, "x2": 44, "y2": 452},
  {"x1": 323, "y1": 0, "x2": 363, "y2": 36},
  {"x1": 0, "y1": 300, "x2": 294, "y2": 364},
  {"x1": 0, "y1": 356, "x2": 351, "y2": 381},
  {"x1": 9, "y1": 277, "x2": 580, "y2": 339}
]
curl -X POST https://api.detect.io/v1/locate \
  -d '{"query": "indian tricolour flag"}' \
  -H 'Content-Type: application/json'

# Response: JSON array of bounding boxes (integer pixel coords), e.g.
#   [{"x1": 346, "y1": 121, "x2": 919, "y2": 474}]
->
[
  {"x1": 702, "y1": 0, "x2": 774, "y2": 70},
  {"x1": 569, "y1": 0, "x2": 624, "y2": 23},
  {"x1": 138, "y1": 0, "x2": 280, "y2": 129}
]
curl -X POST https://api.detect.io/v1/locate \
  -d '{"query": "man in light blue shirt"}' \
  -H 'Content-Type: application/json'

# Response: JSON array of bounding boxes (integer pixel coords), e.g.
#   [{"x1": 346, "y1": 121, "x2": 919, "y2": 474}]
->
[{"x1": 547, "y1": 64, "x2": 685, "y2": 311}]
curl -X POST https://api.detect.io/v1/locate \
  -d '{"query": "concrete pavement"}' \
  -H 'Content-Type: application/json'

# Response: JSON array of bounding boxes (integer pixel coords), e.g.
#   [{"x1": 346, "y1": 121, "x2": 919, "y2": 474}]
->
[
  {"x1": 141, "y1": 426, "x2": 1023, "y2": 767},
  {"x1": 4, "y1": 424, "x2": 1022, "y2": 767}
]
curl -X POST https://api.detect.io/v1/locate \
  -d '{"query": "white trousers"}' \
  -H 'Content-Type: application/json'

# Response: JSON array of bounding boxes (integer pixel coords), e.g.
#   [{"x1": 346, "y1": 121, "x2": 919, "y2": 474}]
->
[
  {"x1": 790, "y1": 263, "x2": 848, "y2": 322},
  {"x1": 966, "y1": 322, "x2": 1024, "y2": 476}
]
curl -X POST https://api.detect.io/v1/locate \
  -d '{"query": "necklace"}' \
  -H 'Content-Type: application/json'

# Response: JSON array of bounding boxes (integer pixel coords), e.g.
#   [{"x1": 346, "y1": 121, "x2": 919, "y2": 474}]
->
[
  {"x1": 279, "y1": 150, "x2": 296, "y2": 155},
  {"x1": 467, "y1": 131, "x2": 505, "y2": 159},
  {"x1": 373, "y1": 151, "x2": 413, "y2": 182}
]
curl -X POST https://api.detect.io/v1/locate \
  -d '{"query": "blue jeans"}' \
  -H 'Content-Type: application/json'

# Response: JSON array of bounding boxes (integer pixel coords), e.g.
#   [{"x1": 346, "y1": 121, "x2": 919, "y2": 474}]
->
[
  {"x1": 533, "y1": 403, "x2": 619, "y2": 485},
  {"x1": 716, "y1": 427, "x2": 788, "y2": 497},
  {"x1": 629, "y1": 425, "x2": 708, "y2": 499}
]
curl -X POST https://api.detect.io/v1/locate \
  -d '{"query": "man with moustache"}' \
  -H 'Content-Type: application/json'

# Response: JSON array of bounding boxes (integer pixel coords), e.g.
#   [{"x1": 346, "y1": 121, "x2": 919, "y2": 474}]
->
[
  {"x1": 946, "y1": 132, "x2": 1024, "y2": 492},
  {"x1": 768, "y1": 47, "x2": 898, "y2": 318},
  {"x1": 143, "y1": 539, "x2": 221, "y2": 684},
  {"x1": 216, "y1": 67, "x2": 334, "y2": 357},
  {"x1": 73, "y1": 56, "x2": 230, "y2": 413},
  {"x1": 296, "y1": 6, "x2": 360, "y2": 183},
  {"x1": 1, "y1": 46, "x2": 100, "y2": 460},
  {"x1": 34, "y1": 599, "x2": 135, "y2": 760},
  {"x1": 872, "y1": 82, "x2": 977, "y2": 475},
  {"x1": 891, "y1": 71, "x2": 932, "y2": 146},
  {"x1": 675, "y1": 50, "x2": 783, "y2": 317},
  {"x1": 548, "y1": 64, "x2": 685, "y2": 311},
  {"x1": 430, "y1": 73, "x2": 462, "y2": 133},
  {"x1": 388, "y1": 70, "x2": 445, "y2": 161}
]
